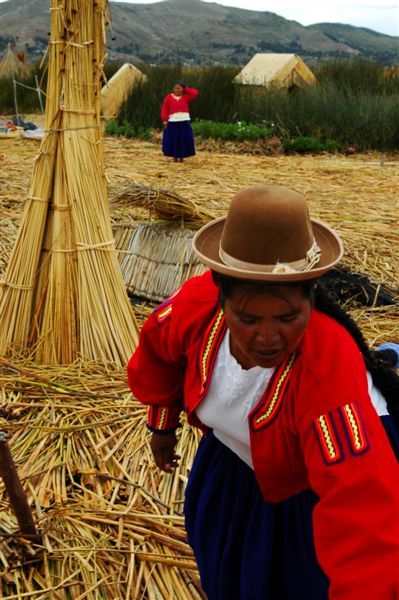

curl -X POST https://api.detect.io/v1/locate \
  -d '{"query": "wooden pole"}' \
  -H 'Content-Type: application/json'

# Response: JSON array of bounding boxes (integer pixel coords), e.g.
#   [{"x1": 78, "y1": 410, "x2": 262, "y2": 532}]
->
[{"x1": 0, "y1": 431, "x2": 41, "y2": 545}]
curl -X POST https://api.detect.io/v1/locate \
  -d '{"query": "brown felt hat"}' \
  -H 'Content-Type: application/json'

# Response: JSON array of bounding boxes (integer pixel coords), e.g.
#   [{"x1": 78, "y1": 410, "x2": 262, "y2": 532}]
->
[{"x1": 192, "y1": 185, "x2": 343, "y2": 281}]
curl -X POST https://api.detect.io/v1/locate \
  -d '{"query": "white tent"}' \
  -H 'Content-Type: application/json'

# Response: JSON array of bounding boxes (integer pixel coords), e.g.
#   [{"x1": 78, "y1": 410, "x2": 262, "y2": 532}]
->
[{"x1": 234, "y1": 53, "x2": 316, "y2": 88}]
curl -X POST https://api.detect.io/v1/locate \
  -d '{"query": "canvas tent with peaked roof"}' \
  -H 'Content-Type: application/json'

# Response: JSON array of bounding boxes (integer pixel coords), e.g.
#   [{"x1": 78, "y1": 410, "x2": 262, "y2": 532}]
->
[{"x1": 234, "y1": 53, "x2": 316, "y2": 88}]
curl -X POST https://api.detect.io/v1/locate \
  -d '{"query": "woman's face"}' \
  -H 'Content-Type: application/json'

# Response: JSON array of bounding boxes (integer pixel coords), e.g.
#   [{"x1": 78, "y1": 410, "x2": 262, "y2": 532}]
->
[
  {"x1": 223, "y1": 285, "x2": 312, "y2": 369},
  {"x1": 173, "y1": 84, "x2": 183, "y2": 96}
]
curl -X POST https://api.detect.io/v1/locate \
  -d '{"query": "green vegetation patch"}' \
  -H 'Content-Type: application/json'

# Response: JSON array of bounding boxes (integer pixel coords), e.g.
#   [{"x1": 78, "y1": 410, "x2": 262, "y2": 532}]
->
[{"x1": 191, "y1": 120, "x2": 275, "y2": 141}]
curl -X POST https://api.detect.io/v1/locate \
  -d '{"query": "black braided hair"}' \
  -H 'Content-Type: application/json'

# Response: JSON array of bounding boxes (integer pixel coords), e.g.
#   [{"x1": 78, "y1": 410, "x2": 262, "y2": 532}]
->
[
  {"x1": 314, "y1": 284, "x2": 399, "y2": 420},
  {"x1": 212, "y1": 271, "x2": 399, "y2": 419}
]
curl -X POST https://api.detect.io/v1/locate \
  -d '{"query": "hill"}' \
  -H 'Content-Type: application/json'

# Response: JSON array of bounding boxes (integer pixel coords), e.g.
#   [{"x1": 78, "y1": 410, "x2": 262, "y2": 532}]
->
[{"x1": 1, "y1": 0, "x2": 398, "y2": 65}]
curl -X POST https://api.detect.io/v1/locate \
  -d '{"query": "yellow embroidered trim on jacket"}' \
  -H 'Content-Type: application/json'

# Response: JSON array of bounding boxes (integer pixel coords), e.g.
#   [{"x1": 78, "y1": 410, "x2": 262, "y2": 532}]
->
[
  {"x1": 313, "y1": 412, "x2": 343, "y2": 465},
  {"x1": 341, "y1": 402, "x2": 369, "y2": 454},
  {"x1": 251, "y1": 352, "x2": 296, "y2": 430},
  {"x1": 155, "y1": 285, "x2": 182, "y2": 323},
  {"x1": 157, "y1": 407, "x2": 168, "y2": 429},
  {"x1": 201, "y1": 309, "x2": 224, "y2": 387},
  {"x1": 148, "y1": 406, "x2": 170, "y2": 430},
  {"x1": 156, "y1": 305, "x2": 173, "y2": 323}
]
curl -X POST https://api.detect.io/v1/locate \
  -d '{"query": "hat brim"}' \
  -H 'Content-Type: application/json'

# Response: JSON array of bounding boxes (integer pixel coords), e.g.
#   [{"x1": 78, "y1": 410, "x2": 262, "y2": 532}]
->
[{"x1": 192, "y1": 216, "x2": 344, "y2": 282}]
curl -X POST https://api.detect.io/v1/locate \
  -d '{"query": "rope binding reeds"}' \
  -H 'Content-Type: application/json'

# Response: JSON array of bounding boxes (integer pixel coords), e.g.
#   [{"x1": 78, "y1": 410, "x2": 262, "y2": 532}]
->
[{"x1": 0, "y1": 0, "x2": 139, "y2": 366}]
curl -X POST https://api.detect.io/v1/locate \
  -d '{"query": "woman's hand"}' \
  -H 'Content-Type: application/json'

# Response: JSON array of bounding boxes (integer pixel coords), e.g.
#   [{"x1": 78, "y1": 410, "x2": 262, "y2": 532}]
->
[{"x1": 150, "y1": 431, "x2": 180, "y2": 473}]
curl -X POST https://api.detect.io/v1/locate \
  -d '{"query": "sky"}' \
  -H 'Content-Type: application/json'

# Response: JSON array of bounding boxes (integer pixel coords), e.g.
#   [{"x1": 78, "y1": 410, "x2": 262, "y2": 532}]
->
[{"x1": 107, "y1": 0, "x2": 399, "y2": 37}]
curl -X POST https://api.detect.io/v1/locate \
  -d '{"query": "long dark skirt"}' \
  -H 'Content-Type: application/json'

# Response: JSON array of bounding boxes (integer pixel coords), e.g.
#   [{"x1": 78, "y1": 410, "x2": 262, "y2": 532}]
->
[
  {"x1": 185, "y1": 418, "x2": 399, "y2": 600},
  {"x1": 162, "y1": 120, "x2": 195, "y2": 158}
]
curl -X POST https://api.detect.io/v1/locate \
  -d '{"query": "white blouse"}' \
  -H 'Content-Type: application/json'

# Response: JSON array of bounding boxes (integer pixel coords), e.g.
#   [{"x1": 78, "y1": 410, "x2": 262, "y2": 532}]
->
[
  {"x1": 168, "y1": 112, "x2": 190, "y2": 122},
  {"x1": 196, "y1": 330, "x2": 274, "y2": 468},
  {"x1": 196, "y1": 331, "x2": 389, "y2": 469}
]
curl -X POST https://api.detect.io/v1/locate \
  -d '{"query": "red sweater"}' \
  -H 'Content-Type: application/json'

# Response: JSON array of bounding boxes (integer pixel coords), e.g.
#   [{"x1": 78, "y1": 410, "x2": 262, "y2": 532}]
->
[
  {"x1": 160, "y1": 87, "x2": 198, "y2": 123},
  {"x1": 128, "y1": 271, "x2": 399, "y2": 599}
]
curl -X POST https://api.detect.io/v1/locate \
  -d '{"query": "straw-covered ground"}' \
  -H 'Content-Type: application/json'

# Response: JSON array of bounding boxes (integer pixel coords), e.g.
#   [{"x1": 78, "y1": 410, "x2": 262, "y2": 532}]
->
[
  {"x1": 2, "y1": 133, "x2": 398, "y2": 338},
  {"x1": 0, "y1": 131, "x2": 398, "y2": 598}
]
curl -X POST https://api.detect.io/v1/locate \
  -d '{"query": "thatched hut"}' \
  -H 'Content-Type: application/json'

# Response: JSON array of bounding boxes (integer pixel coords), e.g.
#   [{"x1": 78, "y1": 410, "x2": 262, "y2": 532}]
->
[
  {"x1": 234, "y1": 53, "x2": 316, "y2": 89},
  {"x1": 0, "y1": 44, "x2": 30, "y2": 79},
  {"x1": 101, "y1": 62, "x2": 146, "y2": 119}
]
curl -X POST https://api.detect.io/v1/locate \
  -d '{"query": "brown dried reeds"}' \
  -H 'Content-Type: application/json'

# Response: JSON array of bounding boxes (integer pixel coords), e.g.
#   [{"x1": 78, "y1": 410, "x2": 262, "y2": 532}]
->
[
  {"x1": 2, "y1": 137, "x2": 398, "y2": 293},
  {"x1": 114, "y1": 222, "x2": 205, "y2": 301},
  {"x1": 0, "y1": 44, "x2": 31, "y2": 79},
  {"x1": 2, "y1": 138, "x2": 398, "y2": 330},
  {"x1": 0, "y1": 136, "x2": 397, "y2": 597},
  {"x1": 0, "y1": 357, "x2": 204, "y2": 598},
  {"x1": 0, "y1": 1, "x2": 139, "y2": 366},
  {"x1": 111, "y1": 182, "x2": 215, "y2": 223}
]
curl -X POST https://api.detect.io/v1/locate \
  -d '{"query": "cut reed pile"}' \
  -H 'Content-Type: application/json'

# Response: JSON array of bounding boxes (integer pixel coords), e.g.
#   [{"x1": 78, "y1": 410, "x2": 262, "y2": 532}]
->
[
  {"x1": 2, "y1": 137, "x2": 398, "y2": 330},
  {"x1": 1, "y1": 130, "x2": 398, "y2": 599},
  {"x1": 0, "y1": 44, "x2": 31, "y2": 79},
  {"x1": 0, "y1": 357, "x2": 204, "y2": 598},
  {"x1": 114, "y1": 223, "x2": 205, "y2": 301},
  {"x1": 110, "y1": 183, "x2": 212, "y2": 300},
  {"x1": 2, "y1": 138, "x2": 398, "y2": 295},
  {"x1": 0, "y1": 0, "x2": 139, "y2": 366},
  {"x1": 111, "y1": 182, "x2": 215, "y2": 223}
]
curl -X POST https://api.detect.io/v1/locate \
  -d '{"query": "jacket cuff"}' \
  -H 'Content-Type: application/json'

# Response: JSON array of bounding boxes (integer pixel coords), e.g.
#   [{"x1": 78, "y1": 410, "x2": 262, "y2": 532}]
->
[
  {"x1": 146, "y1": 423, "x2": 177, "y2": 435},
  {"x1": 146, "y1": 404, "x2": 181, "y2": 432}
]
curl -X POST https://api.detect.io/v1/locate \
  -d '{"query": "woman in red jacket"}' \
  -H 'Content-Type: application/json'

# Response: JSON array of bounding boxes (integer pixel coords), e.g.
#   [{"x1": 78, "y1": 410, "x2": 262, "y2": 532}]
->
[
  {"x1": 161, "y1": 82, "x2": 198, "y2": 162},
  {"x1": 128, "y1": 185, "x2": 399, "y2": 599}
]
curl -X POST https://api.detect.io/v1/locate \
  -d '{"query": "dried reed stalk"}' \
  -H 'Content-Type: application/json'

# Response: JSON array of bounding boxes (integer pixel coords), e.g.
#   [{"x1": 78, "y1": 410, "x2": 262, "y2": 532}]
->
[
  {"x1": 0, "y1": 358, "x2": 205, "y2": 598},
  {"x1": 2, "y1": 137, "x2": 398, "y2": 298},
  {"x1": 0, "y1": 44, "x2": 31, "y2": 79},
  {"x1": 114, "y1": 223, "x2": 206, "y2": 301},
  {"x1": 111, "y1": 182, "x2": 215, "y2": 223},
  {"x1": 0, "y1": 0, "x2": 139, "y2": 366}
]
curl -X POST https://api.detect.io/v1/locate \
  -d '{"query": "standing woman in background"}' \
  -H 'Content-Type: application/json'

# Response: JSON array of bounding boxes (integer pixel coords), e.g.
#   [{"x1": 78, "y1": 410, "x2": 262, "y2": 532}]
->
[{"x1": 161, "y1": 82, "x2": 198, "y2": 162}]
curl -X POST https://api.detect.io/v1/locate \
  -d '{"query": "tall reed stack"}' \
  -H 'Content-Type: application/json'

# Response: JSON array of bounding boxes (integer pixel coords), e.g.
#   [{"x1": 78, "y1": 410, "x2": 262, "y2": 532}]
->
[{"x1": 0, "y1": 0, "x2": 139, "y2": 366}]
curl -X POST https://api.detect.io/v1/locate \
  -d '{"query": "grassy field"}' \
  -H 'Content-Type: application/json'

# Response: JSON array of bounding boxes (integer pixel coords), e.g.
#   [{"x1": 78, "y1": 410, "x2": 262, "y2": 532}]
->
[
  {"x1": 0, "y1": 130, "x2": 398, "y2": 597},
  {"x1": 2, "y1": 60, "x2": 399, "y2": 151}
]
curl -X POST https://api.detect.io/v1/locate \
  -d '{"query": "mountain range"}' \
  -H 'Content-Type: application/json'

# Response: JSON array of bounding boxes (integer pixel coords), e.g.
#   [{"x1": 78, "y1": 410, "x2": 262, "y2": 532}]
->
[{"x1": 1, "y1": 0, "x2": 398, "y2": 66}]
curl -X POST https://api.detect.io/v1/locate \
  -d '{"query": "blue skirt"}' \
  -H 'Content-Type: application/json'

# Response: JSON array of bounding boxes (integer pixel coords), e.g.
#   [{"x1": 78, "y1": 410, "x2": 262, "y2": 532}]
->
[
  {"x1": 162, "y1": 121, "x2": 195, "y2": 158},
  {"x1": 184, "y1": 417, "x2": 399, "y2": 600}
]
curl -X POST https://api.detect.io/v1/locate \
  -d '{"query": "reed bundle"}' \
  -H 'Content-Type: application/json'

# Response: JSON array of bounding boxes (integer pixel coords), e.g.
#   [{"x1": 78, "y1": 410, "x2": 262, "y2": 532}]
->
[
  {"x1": 101, "y1": 63, "x2": 147, "y2": 120},
  {"x1": 111, "y1": 182, "x2": 215, "y2": 223},
  {"x1": 0, "y1": 357, "x2": 204, "y2": 598},
  {"x1": 0, "y1": 1, "x2": 139, "y2": 366},
  {"x1": 0, "y1": 44, "x2": 30, "y2": 79},
  {"x1": 114, "y1": 223, "x2": 205, "y2": 301}
]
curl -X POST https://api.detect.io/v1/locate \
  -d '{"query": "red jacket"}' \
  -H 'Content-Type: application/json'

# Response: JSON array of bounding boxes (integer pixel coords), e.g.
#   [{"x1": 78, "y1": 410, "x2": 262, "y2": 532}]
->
[
  {"x1": 128, "y1": 271, "x2": 399, "y2": 599},
  {"x1": 160, "y1": 87, "x2": 198, "y2": 123}
]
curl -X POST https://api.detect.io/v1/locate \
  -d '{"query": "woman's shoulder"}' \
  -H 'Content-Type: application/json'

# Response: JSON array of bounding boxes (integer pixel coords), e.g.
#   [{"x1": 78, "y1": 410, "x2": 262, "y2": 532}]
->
[
  {"x1": 173, "y1": 271, "x2": 218, "y2": 306},
  {"x1": 291, "y1": 310, "x2": 369, "y2": 423},
  {"x1": 305, "y1": 309, "x2": 361, "y2": 356},
  {"x1": 298, "y1": 309, "x2": 366, "y2": 387},
  {"x1": 150, "y1": 271, "x2": 218, "y2": 326}
]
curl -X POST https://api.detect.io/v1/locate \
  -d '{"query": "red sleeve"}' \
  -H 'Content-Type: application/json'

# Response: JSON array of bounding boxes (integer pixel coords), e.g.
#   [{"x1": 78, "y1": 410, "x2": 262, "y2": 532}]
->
[
  {"x1": 127, "y1": 298, "x2": 186, "y2": 432},
  {"x1": 128, "y1": 272, "x2": 218, "y2": 433},
  {"x1": 182, "y1": 87, "x2": 199, "y2": 101},
  {"x1": 160, "y1": 94, "x2": 171, "y2": 122},
  {"x1": 298, "y1": 361, "x2": 399, "y2": 598}
]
